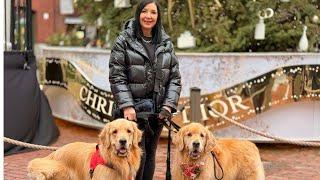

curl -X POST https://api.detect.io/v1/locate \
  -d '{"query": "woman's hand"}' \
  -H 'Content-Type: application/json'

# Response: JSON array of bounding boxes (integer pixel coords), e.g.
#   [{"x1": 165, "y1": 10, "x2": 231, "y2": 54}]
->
[
  {"x1": 123, "y1": 106, "x2": 137, "y2": 121},
  {"x1": 159, "y1": 106, "x2": 171, "y2": 120}
]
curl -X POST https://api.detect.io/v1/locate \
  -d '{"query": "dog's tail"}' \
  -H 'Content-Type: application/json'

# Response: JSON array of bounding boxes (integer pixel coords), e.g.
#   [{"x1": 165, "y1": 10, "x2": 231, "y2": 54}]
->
[
  {"x1": 254, "y1": 149, "x2": 266, "y2": 180},
  {"x1": 256, "y1": 159, "x2": 265, "y2": 180},
  {"x1": 27, "y1": 158, "x2": 72, "y2": 180},
  {"x1": 245, "y1": 141, "x2": 266, "y2": 180}
]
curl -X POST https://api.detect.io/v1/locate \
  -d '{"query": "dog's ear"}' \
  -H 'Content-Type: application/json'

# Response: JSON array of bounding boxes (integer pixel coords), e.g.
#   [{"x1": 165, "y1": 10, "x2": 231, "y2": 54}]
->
[
  {"x1": 204, "y1": 127, "x2": 216, "y2": 153},
  {"x1": 132, "y1": 122, "x2": 142, "y2": 149},
  {"x1": 173, "y1": 129, "x2": 184, "y2": 151},
  {"x1": 99, "y1": 123, "x2": 111, "y2": 148}
]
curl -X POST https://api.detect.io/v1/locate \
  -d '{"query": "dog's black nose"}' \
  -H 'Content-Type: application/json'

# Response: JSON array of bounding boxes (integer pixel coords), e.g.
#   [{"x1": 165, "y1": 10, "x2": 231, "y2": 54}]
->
[
  {"x1": 192, "y1": 142, "x2": 200, "y2": 148},
  {"x1": 119, "y1": 139, "x2": 127, "y2": 145}
]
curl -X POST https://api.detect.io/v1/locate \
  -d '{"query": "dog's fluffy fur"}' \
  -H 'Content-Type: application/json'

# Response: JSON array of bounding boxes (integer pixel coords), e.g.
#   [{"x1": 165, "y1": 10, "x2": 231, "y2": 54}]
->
[
  {"x1": 172, "y1": 123, "x2": 265, "y2": 180},
  {"x1": 27, "y1": 119, "x2": 142, "y2": 180}
]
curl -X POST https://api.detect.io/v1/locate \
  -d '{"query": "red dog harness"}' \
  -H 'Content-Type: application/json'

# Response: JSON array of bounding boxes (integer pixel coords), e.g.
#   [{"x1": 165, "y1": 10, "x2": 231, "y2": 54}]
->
[{"x1": 89, "y1": 144, "x2": 113, "y2": 178}]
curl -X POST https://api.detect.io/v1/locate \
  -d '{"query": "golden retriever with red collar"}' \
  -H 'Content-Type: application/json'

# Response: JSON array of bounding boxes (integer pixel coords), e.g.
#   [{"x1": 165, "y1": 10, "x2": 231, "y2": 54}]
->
[
  {"x1": 172, "y1": 123, "x2": 265, "y2": 180},
  {"x1": 27, "y1": 119, "x2": 142, "y2": 180}
]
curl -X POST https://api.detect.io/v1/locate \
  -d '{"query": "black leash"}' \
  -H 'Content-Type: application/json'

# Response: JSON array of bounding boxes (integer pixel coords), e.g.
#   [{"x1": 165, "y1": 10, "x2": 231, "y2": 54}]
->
[
  {"x1": 136, "y1": 112, "x2": 180, "y2": 132},
  {"x1": 166, "y1": 117, "x2": 172, "y2": 180},
  {"x1": 164, "y1": 116, "x2": 181, "y2": 180},
  {"x1": 162, "y1": 117, "x2": 180, "y2": 133}
]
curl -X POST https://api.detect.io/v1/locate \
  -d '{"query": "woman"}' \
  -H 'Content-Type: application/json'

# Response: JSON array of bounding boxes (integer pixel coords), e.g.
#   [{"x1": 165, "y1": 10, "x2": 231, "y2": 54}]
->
[{"x1": 109, "y1": 0, "x2": 181, "y2": 179}]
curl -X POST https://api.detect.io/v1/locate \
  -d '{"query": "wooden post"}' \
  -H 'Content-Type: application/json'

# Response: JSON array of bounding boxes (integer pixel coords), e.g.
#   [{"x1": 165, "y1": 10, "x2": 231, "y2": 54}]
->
[
  {"x1": 190, "y1": 87, "x2": 201, "y2": 122},
  {"x1": 187, "y1": 0, "x2": 195, "y2": 29},
  {"x1": 167, "y1": 0, "x2": 174, "y2": 31}
]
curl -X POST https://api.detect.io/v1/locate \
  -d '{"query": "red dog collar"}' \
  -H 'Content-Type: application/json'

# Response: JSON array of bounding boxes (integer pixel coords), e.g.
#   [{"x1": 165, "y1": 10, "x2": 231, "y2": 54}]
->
[{"x1": 180, "y1": 162, "x2": 204, "y2": 179}]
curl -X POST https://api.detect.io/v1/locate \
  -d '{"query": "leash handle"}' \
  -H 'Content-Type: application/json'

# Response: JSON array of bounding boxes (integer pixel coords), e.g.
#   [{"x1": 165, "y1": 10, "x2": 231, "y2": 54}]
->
[
  {"x1": 211, "y1": 152, "x2": 224, "y2": 180},
  {"x1": 165, "y1": 118, "x2": 172, "y2": 180}
]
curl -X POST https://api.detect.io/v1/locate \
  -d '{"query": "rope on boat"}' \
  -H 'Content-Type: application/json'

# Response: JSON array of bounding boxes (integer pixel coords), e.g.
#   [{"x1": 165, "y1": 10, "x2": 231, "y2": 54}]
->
[{"x1": 4, "y1": 137, "x2": 58, "y2": 151}]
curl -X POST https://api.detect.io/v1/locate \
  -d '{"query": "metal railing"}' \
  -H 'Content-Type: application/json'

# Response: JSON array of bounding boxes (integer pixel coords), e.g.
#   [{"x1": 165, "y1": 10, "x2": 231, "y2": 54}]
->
[{"x1": 4, "y1": 0, "x2": 32, "y2": 51}]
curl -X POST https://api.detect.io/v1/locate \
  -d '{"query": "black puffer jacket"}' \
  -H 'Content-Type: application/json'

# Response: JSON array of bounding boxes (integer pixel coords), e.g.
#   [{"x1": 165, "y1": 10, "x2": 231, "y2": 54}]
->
[{"x1": 109, "y1": 19, "x2": 181, "y2": 112}]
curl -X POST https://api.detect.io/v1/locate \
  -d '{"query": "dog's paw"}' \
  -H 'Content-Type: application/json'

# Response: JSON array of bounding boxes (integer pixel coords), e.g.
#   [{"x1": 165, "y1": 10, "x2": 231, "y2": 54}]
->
[{"x1": 27, "y1": 172, "x2": 46, "y2": 180}]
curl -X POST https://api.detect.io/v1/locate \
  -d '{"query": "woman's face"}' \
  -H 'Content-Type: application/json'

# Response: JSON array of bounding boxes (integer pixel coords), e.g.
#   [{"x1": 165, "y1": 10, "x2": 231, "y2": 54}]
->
[{"x1": 139, "y1": 2, "x2": 158, "y2": 36}]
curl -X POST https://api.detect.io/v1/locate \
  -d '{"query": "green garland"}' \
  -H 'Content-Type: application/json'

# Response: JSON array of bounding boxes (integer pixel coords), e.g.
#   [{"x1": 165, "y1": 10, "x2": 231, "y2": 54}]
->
[{"x1": 54, "y1": 0, "x2": 320, "y2": 52}]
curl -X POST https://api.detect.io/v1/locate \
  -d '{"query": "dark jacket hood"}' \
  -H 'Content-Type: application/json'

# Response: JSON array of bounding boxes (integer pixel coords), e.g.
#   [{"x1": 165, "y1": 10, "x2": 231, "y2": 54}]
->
[{"x1": 121, "y1": 18, "x2": 170, "y2": 44}]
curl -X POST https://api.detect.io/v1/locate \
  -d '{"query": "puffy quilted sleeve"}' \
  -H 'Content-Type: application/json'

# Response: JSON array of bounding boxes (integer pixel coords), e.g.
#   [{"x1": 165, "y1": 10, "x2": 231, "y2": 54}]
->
[
  {"x1": 109, "y1": 35, "x2": 134, "y2": 109},
  {"x1": 163, "y1": 42, "x2": 182, "y2": 113}
]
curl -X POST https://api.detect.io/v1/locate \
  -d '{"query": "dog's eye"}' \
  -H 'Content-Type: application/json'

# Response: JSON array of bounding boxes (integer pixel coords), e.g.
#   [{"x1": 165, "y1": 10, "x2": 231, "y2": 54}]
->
[
  {"x1": 127, "y1": 129, "x2": 132, "y2": 133},
  {"x1": 187, "y1": 132, "x2": 192, "y2": 137},
  {"x1": 112, "y1": 130, "x2": 117, "y2": 134},
  {"x1": 200, "y1": 133, "x2": 204, "y2": 137}
]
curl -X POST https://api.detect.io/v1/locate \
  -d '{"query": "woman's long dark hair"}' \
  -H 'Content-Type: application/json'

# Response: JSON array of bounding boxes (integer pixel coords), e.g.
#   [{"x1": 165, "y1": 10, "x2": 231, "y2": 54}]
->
[{"x1": 134, "y1": 0, "x2": 162, "y2": 44}]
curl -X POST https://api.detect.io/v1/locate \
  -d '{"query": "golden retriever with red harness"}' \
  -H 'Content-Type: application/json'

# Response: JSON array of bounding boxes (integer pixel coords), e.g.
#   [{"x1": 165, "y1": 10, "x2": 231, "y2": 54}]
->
[
  {"x1": 27, "y1": 119, "x2": 142, "y2": 180},
  {"x1": 172, "y1": 123, "x2": 265, "y2": 180}
]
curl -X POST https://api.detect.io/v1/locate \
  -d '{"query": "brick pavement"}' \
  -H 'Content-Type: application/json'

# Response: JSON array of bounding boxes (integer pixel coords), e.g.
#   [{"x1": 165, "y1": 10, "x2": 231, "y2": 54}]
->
[{"x1": 4, "y1": 119, "x2": 320, "y2": 180}]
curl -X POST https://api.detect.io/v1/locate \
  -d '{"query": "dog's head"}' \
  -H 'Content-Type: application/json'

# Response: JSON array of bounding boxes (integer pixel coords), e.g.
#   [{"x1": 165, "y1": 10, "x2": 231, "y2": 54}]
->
[
  {"x1": 99, "y1": 119, "x2": 142, "y2": 157},
  {"x1": 173, "y1": 123, "x2": 216, "y2": 159}
]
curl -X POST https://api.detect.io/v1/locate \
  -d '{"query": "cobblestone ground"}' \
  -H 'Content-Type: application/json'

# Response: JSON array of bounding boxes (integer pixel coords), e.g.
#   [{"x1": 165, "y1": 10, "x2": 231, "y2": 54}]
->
[{"x1": 4, "y1": 119, "x2": 320, "y2": 180}]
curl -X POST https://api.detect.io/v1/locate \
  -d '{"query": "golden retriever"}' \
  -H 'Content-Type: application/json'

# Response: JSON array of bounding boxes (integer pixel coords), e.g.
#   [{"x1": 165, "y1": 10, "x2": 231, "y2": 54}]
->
[
  {"x1": 27, "y1": 119, "x2": 142, "y2": 180},
  {"x1": 172, "y1": 123, "x2": 265, "y2": 180}
]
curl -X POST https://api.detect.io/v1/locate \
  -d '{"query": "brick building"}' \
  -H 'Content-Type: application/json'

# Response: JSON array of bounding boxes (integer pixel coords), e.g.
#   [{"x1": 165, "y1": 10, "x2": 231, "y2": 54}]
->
[{"x1": 32, "y1": 0, "x2": 80, "y2": 43}]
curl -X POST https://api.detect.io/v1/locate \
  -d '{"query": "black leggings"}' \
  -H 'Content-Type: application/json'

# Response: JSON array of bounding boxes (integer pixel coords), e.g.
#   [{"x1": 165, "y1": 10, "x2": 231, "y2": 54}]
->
[{"x1": 135, "y1": 117, "x2": 163, "y2": 180}]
